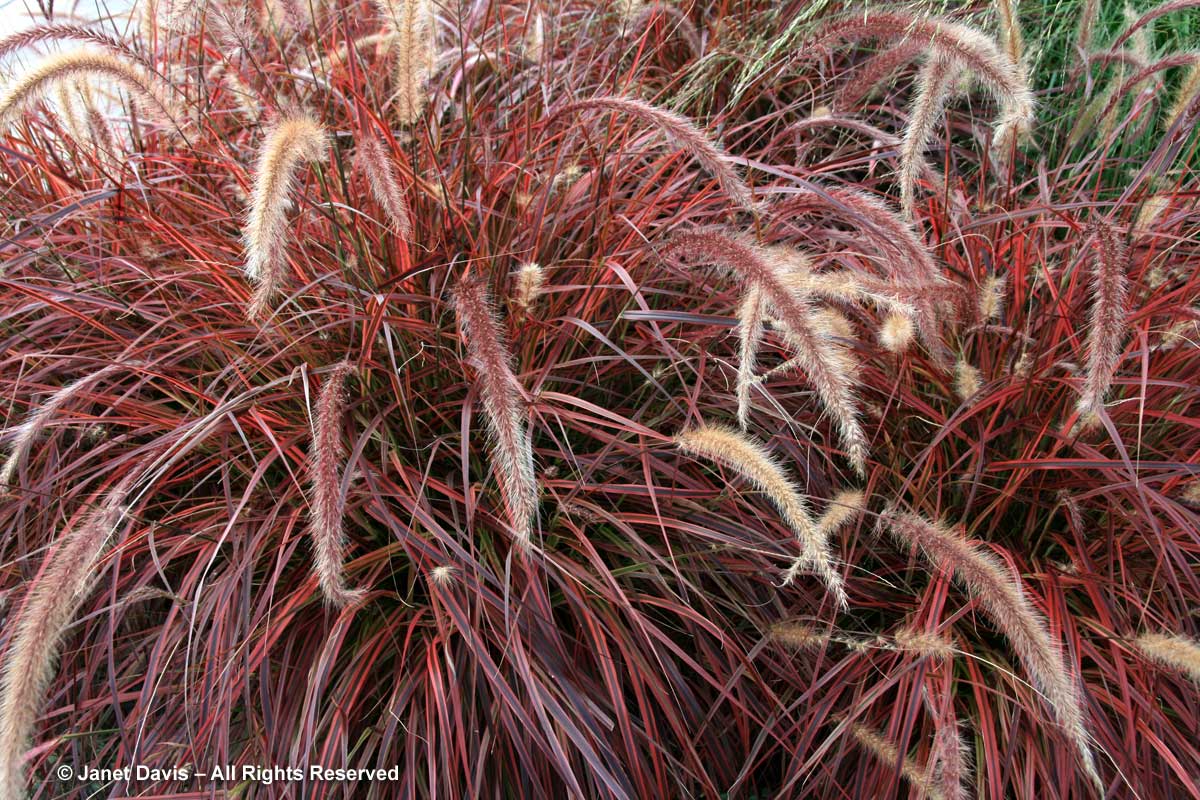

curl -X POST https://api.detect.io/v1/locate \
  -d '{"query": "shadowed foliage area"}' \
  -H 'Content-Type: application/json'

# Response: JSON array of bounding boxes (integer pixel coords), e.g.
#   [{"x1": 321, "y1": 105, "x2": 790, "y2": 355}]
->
[{"x1": 0, "y1": 0, "x2": 1198, "y2": 797}]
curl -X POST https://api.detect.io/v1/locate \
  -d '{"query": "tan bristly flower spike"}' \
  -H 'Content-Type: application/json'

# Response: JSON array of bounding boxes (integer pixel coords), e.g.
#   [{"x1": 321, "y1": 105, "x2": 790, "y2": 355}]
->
[
  {"x1": 243, "y1": 114, "x2": 327, "y2": 319},
  {"x1": 377, "y1": 0, "x2": 436, "y2": 125},
  {"x1": 1076, "y1": 223, "x2": 1129, "y2": 422},
  {"x1": 900, "y1": 53, "x2": 959, "y2": 220},
  {"x1": 513, "y1": 262, "x2": 545, "y2": 313},
  {"x1": 849, "y1": 722, "x2": 946, "y2": 800},
  {"x1": 0, "y1": 479, "x2": 133, "y2": 799},
  {"x1": 880, "y1": 507, "x2": 1104, "y2": 793},
  {"x1": 979, "y1": 275, "x2": 1006, "y2": 321},
  {"x1": 1134, "y1": 632, "x2": 1200, "y2": 683},
  {"x1": 306, "y1": 362, "x2": 365, "y2": 607},
  {"x1": 879, "y1": 312, "x2": 915, "y2": 353},
  {"x1": 675, "y1": 425, "x2": 847, "y2": 608},
  {"x1": 0, "y1": 48, "x2": 185, "y2": 133},
  {"x1": 454, "y1": 277, "x2": 538, "y2": 547}
]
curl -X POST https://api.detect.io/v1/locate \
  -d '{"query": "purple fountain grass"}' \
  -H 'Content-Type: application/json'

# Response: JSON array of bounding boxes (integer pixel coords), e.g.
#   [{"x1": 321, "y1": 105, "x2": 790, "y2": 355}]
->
[
  {"x1": 1108, "y1": 0, "x2": 1200, "y2": 53},
  {"x1": 0, "y1": 49, "x2": 186, "y2": 133},
  {"x1": 356, "y1": 132, "x2": 413, "y2": 238},
  {"x1": 0, "y1": 24, "x2": 141, "y2": 63},
  {"x1": 880, "y1": 507, "x2": 1104, "y2": 793},
  {"x1": 306, "y1": 362, "x2": 365, "y2": 607},
  {"x1": 0, "y1": 477, "x2": 134, "y2": 800},
  {"x1": 243, "y1": 113, "x2": 327, "y2": 319},
  {"x1": 376, "y1": 0, "x2": 436, "y2": 125},
  {"x1": 995, "y1": 0, "x2": 1024, "y2": 67},
  {"x1": 924, "y1": 693, "x2": 970, "y2": 800},
  {"x1": 1076, "y1": 222, "x2": 1130, "y2": 425},
  {"x1": 513, "y1": 262, "x2": 545, "y2": 314},
  {"x1": 666, "y1": 231, "x2": 869, "y2": 475},
  {"x1": 553, "y1": 95, "x2": 757, "y2": 212},
  {"x1": 454, "y1": 276, "x2": 538, "y2": 547},
  {"x1": 674, "y1": 424, "x2": 847, "y2": 608},
  {"x1": 0, "y1": 363, "x2": 128, "y2": 492}
]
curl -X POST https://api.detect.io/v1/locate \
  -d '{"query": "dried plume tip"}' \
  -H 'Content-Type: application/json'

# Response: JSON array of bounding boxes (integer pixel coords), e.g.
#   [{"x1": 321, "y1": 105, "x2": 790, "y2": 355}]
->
[
  {"x1": 879, "y1": 312, "x2": 915, "y2": 353},
  {"x1": 306, "y1": 362, "x2": 365, "y2": 607},
  {"x1": 356, "y1": 132, "x2": 413, "y2": 238},
  {"x1": 667, "y1": 232, "x2": 868, "y2": 475},
  {"x1": 1076, "y1": 222, "x2": 1130, "y2": 422},
  {"x1": 880, "y1": 507, "x2": 1104, "y2": 793},
  {"x1": 243, "y1": 113, "x2": 327, "y2": 319},
  {"x1": 0, "y1": 478, "x2": 133, "y2": 800},
  {"x1": 735, "y1": 284, "x2": 766, "y2": 430},
  {"x1": 674, "y1": 424, "x2": 847, "y2": 608},
  {"x1": 554, "y1": 95, "x2": 758, "y2": 212},
  {"x1": 0, "y1": 48, "x2": 186, "y2": 133},
  {"x1": 1134, "y1": 632, "x2": 1200, "y2": 683},
  {"x1": 454, "y1": 276, "x2": 538, "y2": 547},
  {"x1": 1, "y1": 362, "x2": 127, "y2": 491},
  {"x1": 978, "y1": 274, "x2": 1006, "y2": 321},
  {"x1": 995, "y1": 0, "x2": 1024, "y2": 68}
]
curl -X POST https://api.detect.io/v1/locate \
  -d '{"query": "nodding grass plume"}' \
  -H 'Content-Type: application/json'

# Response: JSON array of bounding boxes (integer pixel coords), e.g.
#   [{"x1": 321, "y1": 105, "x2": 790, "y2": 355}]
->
[
  {"x1": 848, "y1": 722, "x2": 945, "y2": 800},
  {"x1": 667, "y1": 232, "x2": 868, "y2": 474},
  {"x1": 1134, "y1": 632, "x2": 1200, "y2": 683},
  {"x1": 377, "y1": 0, "x2": 435, "y2": 125},
  {"x1": 736, "y1": 284, "x2": 766, "y2": 430},
  {"x1": 1076, "y1": 223, "x2": 1129, "y2": 421},
  {"x1": 0, "y1": 479, "x2": 132, "y2": 799},
  {"x1": 306, "y1": 362, "x2": 365, "y2": 607},
  {"x1": 674, "y1": 425, "x2": 847, "y2": 608},
  {"x1": 454, "y1": 277, "x2": 538, "y2": 547},
  {"x1": 556, "y1": 96, "x2": 757, "y2": 212},
  {"x1": 0, "y1": 48, "x2": 185, "y2": 132},
  {"x1": 1, "y1": 363, "x2": 126, "y2": 491},
  {"x1": 900, "y1": 54, "x2": 958, "y2": 220},
  {"x1": 356, "y1": 132, "x2": 413, "y2": 238},
  {"x1": 880, "y1": 507, "x2": 1103, "y2": 793},
  {"x1": 243, "y1": 114, "x2": 327, "y2": 318},
  {"x1": 1165, "y1": 61, "x2": 1200, "y2": 133}
]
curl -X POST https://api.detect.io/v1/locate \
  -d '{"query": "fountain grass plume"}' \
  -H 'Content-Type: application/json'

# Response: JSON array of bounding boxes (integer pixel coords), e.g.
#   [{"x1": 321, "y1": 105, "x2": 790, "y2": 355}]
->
[
  {"x1": 667, "y1": 232, "x2": 868, "y2": 475},
  {"x1": 0, "y1": 48, "x2": 186, "y2": 133},
  {"x1": 454, "y1": 276, "x2": 538, "y2": 547},
  {"x1": 880, "y1": 507, "x2": 1103, "y2": 793},
  {"x1": 1076, "y1": 222, "x2": 1129, "y2": 422},
  {"x1": 306, "y1": 362, "x2": 365, "y2": 607},
  {"x1": 0, "y1": 478, "x2": 133, "y2": 799},
  {"x1": 554, "y1": 95, "x2": 757, "y2": 212},
  {"x1": 356, "y1": 132, "x2": 413, "y2": 238},
  {"x1": 675, "y1": 425, "x2": 847, "y2": 608},
  {"x1": 1, "y1": 363, "x2": 127, "y2": 492},
  {"x1": 243, "y1": 113, "x2": 327, "y2": 319}
]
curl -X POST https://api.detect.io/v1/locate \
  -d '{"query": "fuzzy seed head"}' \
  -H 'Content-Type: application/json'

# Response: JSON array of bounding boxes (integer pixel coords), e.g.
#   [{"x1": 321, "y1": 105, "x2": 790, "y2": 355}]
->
[
  {"x1": 513, "y1": 262, "x2": 545, "y2": 313},
  {"x1": 954, "y1": 359, "x2": 982, "y2": 401},
  {"x1": 879, "y1": 312, "x2": 915, "y2": 353},
  {"x1": 243, "y1": 114, "x2": 327, "y2": 317},
  {"x1": 1134, "y1": 632, "x2": 1200, "y2": 682},
  {"x1": 978, "y1": 275, "x2": 1006, "y2": 321},
  {"x1": 675, "y1": 424, "x2": 847, "y2": 608}
]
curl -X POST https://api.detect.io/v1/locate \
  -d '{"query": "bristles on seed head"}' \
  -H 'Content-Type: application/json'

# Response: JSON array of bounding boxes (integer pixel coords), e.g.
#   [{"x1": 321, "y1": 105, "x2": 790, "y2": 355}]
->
[
  {"x1": 849, "y1": 722, "x2": 946, "y2": 800},
  {"x1": 954, "y1": 359, "x2": 982, "y2": 401},
  {"x1": 893, "y1": 626, "x2": 955, "y2": 660},
  {"x1": 429, "y1": 565, "x2": 457, "y2": 586},
  {"x1": 769, "y1": 621, "x2": 829, "y2": 650},
  {"x1": 378, "y1": 0, "x2": 436, "y2": 125},
  {"x1": 306, "y1": 362, "x2": 365, "y2": 608},
  {"x1": 0, "y1": 48, "x2": 186, "y2": 133},
  {"x1": 454, "y1": 277, "x2": 538, "y2": 547},
  {"x1": 356, "y1": 132, "x2": 413, "y2": 238},
  {"x1": 243, "y1": 113, "x2": 327, "y2": 318},
  {"x1": 1134, "y1": 632, "x2": 1200, "y2": 683},
  {"x1": 978, "y1": 275, "x2": 1006, "y2": 321},
  {"x1": 675, "y1": 424, "x2": 847, "y2": 607},
  {"x1": 1076, "y1": 223, "x2": 1130, "y2": 421},
  {"x1": 667, "y1": 232, "x2": 869, "y2": 475},
  {"x1": 557, "y1": 96, "x2": 758, "y2": 212},
  {"x1": 880, "y1": 507, "x2": 1103, "y2": 793},
  {"x1": 513, "y1": 262, "x2": 545, "y2": 313},
  {"x1": 0, "y1": 479, "x2": 132, "y2": 800},
  {"x1": 879, "y1": 312, "x2": 915, "y2": 353}
]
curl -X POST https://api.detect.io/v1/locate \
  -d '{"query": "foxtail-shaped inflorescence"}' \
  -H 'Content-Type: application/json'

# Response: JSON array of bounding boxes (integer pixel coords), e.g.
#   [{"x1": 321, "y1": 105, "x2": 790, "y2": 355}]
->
[{"x1": 453, "y1": 276, "x2": 538, "y2": 547}]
